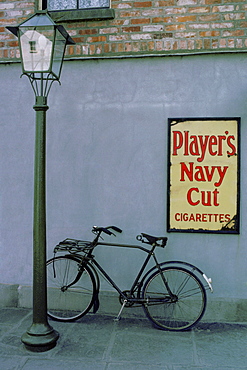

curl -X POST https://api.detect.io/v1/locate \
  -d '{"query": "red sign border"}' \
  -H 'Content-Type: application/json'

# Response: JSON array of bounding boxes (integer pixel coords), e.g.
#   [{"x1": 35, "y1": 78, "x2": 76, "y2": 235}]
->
[{"x1": 167, "y1": 117, "x2": 240, "y2": 234}]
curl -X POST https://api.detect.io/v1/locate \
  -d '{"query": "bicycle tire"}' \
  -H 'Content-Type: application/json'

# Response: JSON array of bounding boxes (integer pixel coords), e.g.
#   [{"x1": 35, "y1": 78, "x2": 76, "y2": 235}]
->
[
  {"x1": 46, "y1": 256, "x2": 96, "y2": 321},
  {"x1": 141, "y1": 266, "x2": 206, "y2": 331}
]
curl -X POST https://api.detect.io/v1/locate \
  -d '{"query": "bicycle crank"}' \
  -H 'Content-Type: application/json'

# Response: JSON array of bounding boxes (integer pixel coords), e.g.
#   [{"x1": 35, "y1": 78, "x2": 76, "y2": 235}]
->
[{"x1": 119, "y1": 290, "x2": 135, "y2": 307}]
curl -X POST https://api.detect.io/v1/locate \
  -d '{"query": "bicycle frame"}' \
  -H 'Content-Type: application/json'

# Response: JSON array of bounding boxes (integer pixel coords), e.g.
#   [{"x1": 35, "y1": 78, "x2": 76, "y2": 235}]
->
[{"x1": 73, "y1": 240, "x2": 173, "y2": 305}]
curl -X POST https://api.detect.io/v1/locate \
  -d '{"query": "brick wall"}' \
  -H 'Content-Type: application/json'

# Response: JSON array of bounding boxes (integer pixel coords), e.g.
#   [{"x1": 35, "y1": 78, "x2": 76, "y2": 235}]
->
[{"x1": 1, "y1": 0, "x2": 247, "y2": 61}]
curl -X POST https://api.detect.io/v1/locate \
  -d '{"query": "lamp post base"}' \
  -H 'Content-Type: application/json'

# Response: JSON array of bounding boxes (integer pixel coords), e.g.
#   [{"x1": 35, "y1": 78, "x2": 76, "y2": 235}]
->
[{"x1": 21, "y1": 323, "x2": 59, "y2": 352}]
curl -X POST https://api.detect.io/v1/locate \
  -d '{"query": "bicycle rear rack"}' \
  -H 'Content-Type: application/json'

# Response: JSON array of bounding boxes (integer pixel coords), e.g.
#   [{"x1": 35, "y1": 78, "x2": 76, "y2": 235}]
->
[{"x1": 54, "y1": 238, "x2": 92, "y2": 254}]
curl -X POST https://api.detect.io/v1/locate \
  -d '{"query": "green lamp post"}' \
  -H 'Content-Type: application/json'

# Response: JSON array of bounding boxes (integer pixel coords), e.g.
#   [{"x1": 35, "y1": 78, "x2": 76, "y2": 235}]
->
[{"x1": 7, "y1": 11, "x2": 75, "y2": 351}]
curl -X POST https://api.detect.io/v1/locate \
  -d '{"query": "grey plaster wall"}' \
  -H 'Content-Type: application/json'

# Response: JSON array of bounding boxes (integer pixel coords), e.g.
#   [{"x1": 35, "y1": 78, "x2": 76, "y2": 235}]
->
[{"x1": 1, "y1": 53, "x2": 247, "y2": 318}]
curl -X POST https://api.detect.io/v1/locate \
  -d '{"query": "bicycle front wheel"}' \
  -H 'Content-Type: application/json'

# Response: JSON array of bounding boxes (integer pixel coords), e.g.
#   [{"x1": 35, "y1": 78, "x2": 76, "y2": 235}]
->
[
  {"x1": 46, "y1": 256, "x2": 96, "y2": 321},
  {"x1": 142, "y1": 267, "x2": 206, "y2": 331}
]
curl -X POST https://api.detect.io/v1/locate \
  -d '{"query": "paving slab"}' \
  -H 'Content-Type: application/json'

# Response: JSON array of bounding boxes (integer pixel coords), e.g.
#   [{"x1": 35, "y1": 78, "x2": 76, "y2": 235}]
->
[{"x1": 0, "y1": 308, "x2": 246, "y2": 370}]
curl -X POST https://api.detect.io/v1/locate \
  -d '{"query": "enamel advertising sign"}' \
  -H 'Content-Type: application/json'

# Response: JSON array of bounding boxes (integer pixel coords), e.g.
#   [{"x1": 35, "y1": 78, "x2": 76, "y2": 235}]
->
[{"x1": 167, "y1": 118, "x2": 240, "y2": 234}]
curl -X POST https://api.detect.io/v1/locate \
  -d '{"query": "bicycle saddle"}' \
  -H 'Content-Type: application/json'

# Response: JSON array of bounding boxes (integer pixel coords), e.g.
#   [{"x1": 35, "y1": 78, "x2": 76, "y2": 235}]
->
[{"x1": 141, "y1": 233, "x2": 168, "y2": 246}]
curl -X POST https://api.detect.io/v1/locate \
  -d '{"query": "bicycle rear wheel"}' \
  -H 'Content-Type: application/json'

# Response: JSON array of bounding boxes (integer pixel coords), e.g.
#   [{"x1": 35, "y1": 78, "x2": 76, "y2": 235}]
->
[
  {"x1": 142, "y1": 267, "x2": 206, "y2": 331},
  {"x1": 46, "y1": 256, "x2": 96, "y2": 321}
]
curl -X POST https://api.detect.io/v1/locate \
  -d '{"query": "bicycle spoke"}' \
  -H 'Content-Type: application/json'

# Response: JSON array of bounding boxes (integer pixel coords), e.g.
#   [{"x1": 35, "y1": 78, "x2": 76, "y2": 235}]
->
[
  {"x1": 142, "y1": 267, "x2": 206, "y2": 331},
  {"x1": 47, "y1": 256, "x2": 96, "y2": 321}
]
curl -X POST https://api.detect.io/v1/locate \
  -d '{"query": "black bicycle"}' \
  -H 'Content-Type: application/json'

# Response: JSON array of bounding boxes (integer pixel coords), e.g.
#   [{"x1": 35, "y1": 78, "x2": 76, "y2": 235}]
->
[{"x1": 46, "y1": 226, "x2": 213, "y2": 331}]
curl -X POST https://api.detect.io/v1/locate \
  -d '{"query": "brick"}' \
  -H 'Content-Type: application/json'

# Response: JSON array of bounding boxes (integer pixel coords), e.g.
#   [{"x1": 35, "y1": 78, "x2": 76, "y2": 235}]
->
[
  {"x1": 103, "y1": 43, "x2": 110, "y2": 53},
  {"x1": 131, "y1": 18, "x2": 150, "y2": 24},
  {"x1": 153, "y1": 32, "x2": 173, "y2": 39},
  {"x1": 148, "y1": 41, "x2": 155, "y2": 50},
  {"x1": 122, "y1": 26, "x2": 141, "y2": 32},
  {"x1": 8, "y1": 40, "x2": 18, "y2": 47},
  {"x1": 164, "y1": 40, "x2": 171, "y2": 50},
  {"x1": 172, "y1": 40, "x2": 179, "y2": 50},
  {"x1": 142, "y1": 9, "x2": 163, "y2": 16},
  {"x1": 87, "y1": 36, "x2": 107, "y2": 42},
  {"x1": 118, "y1": 43, "x2": 125, "y2": 52},
  {"x1": 188, "y1": 39, "x2": 195, "y2": 49},
  {"x1": 212, "y1": 5, "x2": 235, "y2": 12},
  {"x1": 152, "y1": 17, "x2": 172, "y2": 23},
  {"x1": 177, "y1": 0, "x2": 196, "y2": 4},
  {"x1": 155, "y1": 40, "x2": 164, "y2": 51},
  {"x1": 119, "y1": 11, "x2": 141, "y2": 17},
  {"x1": 68, "y1": 46, "x2": 75, "y2": 55},
  {"x1": 212, "y1": 39, "x2": 218, "y2": 48},
  {"x1": 199, "y1": 14, "x2": 221, "y2": 21},
  {"x1": 109, "y1": 35, "x2": 129, "y2": 41},
  {"x1": 224, "y1": 13, "x2": 245, "y2": 20},
  {"x1": 195, "y1": 39, "x2": 203, "y2": 49},
  {"x1": 2, "y1": 18, "x2": 19, "y2": 25},
  {"x1": 8, "y1": 10, "x2": 23, "y2": 17},
  {"x1": 99, "y1": 28, "x2": 119, "y2": 34},
  {"x1": 116, "y1": 3, "x2": 132, "y2": 8},
  {"x1": 222, "y1": 30, "x2": 245, "y2": 37},
  {"x1": 134, "y1": 2, "x2": 152, "y2": 7},
  {"x1": 0, "y1": 3, "x2": 14, "y2": 9},
  {"x1": 143, "y1": 25, "x2": 164, "y2": 32},
  {"x1": 72, "y1": 37, "x2": 86, "y2": 43},
  {"x1": 219, "y1": 38, "x2": 226, "y2": 48},
  {"x1": 124, "y1": 42, "x2": 132, "y2": 52},
  {"x1": 79, "y1": 29, "x2": 97, "y2": 35},
  {"x1": 132, "y1": 42, "x2": 140, "y2": 52},
  {"x1": 75, "y1": 45, "x2": 82, "y2": 55},
  {"x1": 189, "y1": 24, "x2": 210, "y2": 29},
  {"x1": 211, "y1": 23, "x2": 234, "y2": 29},
  {"x1": 180, "y1": 39, "x2": 187, "y2": 49},
  {"x1": 205, "y1": 0, "x2": 221, "y2": 4},
  {"x1": 156, "y1": 1, "x2": 176, "y2": 6},
  {"x1": 199, "y1": 30, "x2": 220, "y2": 37},
  {"x1": 95, "y1": 45, "x2": 103, "y2": 54},
  {"x1": 165, "y1": 7, "x2": 187, "y2": 15},
  {"x1": 189, "y1": 7, "x2": 210, "y2": 13},
  {"x1": 175, "y1": 32, "x2": 197, "y2": 38},
  {"x1": 16, "y1": 2, "x2": 34, "y2": 8},
  {"x1": 131, "y1": 33, "x2": 152, "y2": 40},
  {"x1": 89, "y1": 44, "x2": 96, "y2": 55},
  {"x1": 236, "y1": 39, "x2": 243, "y2": 48},
  {"x1": 176, "y1": 15, "x2": 197, "y2": 22},
  {"x1": 166, "y1": 24, "x2": 186, "y2": 31},
  {"x1": 204, "y1": 39, "x2": 211, "y2": 48}
]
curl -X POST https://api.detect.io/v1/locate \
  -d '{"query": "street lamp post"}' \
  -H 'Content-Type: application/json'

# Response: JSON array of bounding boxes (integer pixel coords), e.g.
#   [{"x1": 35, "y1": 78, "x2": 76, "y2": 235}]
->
[{"x1": 7, "y1": 11, "x2": 75, "y2": 352}]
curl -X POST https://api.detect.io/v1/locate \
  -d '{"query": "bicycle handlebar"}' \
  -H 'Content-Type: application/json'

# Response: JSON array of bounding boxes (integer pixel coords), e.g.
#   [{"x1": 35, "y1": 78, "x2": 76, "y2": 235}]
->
[{"x1": 92, "y1": 226, "x2": 123, "y2": 236}]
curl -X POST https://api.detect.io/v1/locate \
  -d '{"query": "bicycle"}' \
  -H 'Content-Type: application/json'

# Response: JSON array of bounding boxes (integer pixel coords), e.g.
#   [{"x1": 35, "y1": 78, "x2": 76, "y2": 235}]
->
[{"x1": 46, "y1": 226, "x2": 213, "y2": 331}]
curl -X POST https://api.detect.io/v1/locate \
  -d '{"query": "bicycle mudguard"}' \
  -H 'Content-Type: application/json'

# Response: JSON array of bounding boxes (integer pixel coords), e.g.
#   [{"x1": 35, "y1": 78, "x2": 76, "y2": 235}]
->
[
  {"x1": 62, "y1": 254, "x2": 102, "y2": 312},
  {"x1": 85, "y1": 261, "x2": 101, "y2": 313},
  {"x1": 140, "y1": 261, "x2": 213, "y2": 292},
  {"x1": 93, "y1": 291, "x2": 100, "y2": 313}
]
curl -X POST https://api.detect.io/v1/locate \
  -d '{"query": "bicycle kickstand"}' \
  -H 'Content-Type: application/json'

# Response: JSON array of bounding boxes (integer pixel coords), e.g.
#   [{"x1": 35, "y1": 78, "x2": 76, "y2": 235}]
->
[{"x1": 114, "y1": 299, "x2": 128, "y2": 322}]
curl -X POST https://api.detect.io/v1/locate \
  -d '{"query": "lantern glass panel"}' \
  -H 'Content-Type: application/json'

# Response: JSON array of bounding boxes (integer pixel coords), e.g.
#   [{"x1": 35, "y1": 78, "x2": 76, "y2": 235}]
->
[
  {"x1": 19, "y1": 26, "x2": 54, "y2": 73},
  {"x1": 52, "y1": 29, "x2": 67, "y2": 78}
]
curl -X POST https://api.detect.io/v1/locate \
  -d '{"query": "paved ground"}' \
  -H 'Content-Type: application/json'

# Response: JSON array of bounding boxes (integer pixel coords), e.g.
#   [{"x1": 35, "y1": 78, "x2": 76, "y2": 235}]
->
[{"x1": 0, "y1": 307, "x2": 246, "y2": 369}]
